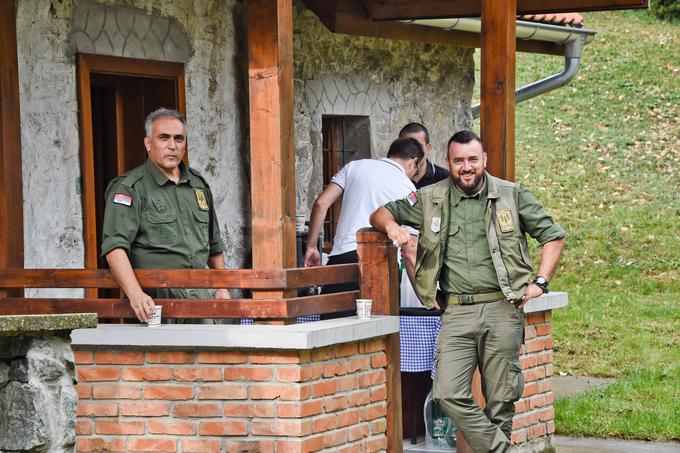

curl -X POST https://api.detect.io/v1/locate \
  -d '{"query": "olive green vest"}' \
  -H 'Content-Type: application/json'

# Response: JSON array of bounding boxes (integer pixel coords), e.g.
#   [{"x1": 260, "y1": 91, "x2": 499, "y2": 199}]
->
[{"x1": 414, "y1": 173, "x2": 533, "y2": 308}]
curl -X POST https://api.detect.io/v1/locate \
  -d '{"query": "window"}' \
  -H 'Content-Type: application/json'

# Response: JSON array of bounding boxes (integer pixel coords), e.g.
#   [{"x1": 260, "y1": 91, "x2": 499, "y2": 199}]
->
[{"x1": 321, "y1": 115, "x2": 371, "y2": 252}]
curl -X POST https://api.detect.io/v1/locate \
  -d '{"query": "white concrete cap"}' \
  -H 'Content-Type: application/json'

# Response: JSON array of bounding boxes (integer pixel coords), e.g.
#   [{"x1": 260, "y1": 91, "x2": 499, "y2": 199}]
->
[{"x1": 523, "y1": 291, "x2": 569, "y2": 313}]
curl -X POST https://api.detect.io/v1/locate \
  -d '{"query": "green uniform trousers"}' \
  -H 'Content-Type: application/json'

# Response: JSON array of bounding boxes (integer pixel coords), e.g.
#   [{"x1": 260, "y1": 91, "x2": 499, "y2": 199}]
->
[{"x1": 434, "y1": 299, "x2": 524, "y2": 453}]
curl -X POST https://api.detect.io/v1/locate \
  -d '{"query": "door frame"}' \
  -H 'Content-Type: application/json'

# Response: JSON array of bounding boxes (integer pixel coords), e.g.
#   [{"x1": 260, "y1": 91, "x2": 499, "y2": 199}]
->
[{"x1": 76, "y1": 53, "x2": 186, "y2": 277}]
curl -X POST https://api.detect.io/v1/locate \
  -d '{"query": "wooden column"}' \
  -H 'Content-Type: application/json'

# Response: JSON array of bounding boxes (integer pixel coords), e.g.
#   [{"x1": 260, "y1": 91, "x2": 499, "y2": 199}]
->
[
  {"x1": 0, "y1": 0, "x2": 23, "y2": 298},
  {"x1": 247, "y1": 0, "x2": 296, "y2": 301},
  {"x1": 357, "y1": 228, "x2": 402, "y2": 453},
  {"x1": 480, "y1": 0, "x2": 516, "y2": 181}
]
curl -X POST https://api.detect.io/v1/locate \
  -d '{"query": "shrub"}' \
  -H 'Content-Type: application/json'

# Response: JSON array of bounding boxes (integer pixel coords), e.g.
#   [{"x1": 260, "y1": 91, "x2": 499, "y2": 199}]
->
[{"x1": 650, "y1": 0, "x2": 680, "y2": 20}]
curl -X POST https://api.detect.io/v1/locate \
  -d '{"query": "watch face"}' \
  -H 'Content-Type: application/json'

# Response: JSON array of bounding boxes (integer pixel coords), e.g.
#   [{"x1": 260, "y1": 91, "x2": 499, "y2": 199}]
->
[{"x1": 535, "y1": 276, "x2": 548, "y2": 286}]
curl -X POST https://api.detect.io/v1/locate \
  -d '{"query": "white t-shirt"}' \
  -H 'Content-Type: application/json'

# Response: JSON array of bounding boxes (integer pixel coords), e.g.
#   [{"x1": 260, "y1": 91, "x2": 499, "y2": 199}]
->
[{"x1": 329, "y1": 158, "x2": 416, "y2": 256}]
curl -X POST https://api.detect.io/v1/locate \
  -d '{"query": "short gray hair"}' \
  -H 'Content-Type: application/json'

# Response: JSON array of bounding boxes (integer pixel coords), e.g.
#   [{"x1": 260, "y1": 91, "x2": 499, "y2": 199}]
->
[{"x1": 144, "y1": 108, "x2": 186, "y2": 138}]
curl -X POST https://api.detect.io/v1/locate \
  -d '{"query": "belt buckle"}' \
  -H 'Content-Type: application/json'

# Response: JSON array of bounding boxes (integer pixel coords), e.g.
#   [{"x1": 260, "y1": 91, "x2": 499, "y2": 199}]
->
[{"x1": 460, "y1": 295, "x2": 474, "y2": 305}]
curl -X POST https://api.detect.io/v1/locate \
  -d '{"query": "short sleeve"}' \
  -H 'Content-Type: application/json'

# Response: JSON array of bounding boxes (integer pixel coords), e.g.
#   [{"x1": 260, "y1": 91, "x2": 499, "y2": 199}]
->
[
  {"x1": 518, "y1": 186, "x2": 565, "y2": 245},
  {"x1": 206, "y1": 185, "x2": 226, "y2": 255},
  {"x1": 384, "y1": 191, "x2": 424, "y2": 230},
  {"x1": 100, "y1": 180, "x2": 141, "y2": 257},
  {"x1": 330, "y1": 163, "x2": 350, "y2": 190}
]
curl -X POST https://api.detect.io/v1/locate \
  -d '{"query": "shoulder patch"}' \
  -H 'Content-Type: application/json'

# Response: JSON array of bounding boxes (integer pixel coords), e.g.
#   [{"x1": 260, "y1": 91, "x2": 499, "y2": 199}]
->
[
  {"x1": 113, "y1": 193, "x2": 133, "y2": 206},
  {"x1": 188, "y1": 167, "x2": 209, "y2": 186},
  {"x1": 406, "y1": 191, "x2": 418, "y2": 207}
]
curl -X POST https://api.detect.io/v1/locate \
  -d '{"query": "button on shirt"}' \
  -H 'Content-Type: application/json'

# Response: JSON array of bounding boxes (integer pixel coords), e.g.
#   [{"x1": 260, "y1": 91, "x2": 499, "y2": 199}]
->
[{"x1": 101, "y1": 159, "x2": 225, "y2": 269}]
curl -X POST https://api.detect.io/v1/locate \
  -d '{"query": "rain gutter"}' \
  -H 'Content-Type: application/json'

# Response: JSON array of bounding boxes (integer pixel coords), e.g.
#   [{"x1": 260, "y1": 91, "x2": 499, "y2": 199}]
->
[{"x1": 401, "y1": 18, "x2": 597, "y2": 118}]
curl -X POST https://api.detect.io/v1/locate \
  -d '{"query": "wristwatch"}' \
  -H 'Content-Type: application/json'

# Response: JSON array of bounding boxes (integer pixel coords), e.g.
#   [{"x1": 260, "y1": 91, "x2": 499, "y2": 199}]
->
[{"x1": 532, "y1": 276, "x2": 549, "y2": 294}]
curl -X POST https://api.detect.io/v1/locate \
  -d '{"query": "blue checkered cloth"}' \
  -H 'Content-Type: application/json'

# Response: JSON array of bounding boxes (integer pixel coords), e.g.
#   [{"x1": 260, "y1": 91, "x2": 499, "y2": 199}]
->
[
  {"x1": 399, "y1": 315, "x2": 441, "y2": 373},
  {"x1": 240, "y1": 315, "x2": 320, "y2": 325}
]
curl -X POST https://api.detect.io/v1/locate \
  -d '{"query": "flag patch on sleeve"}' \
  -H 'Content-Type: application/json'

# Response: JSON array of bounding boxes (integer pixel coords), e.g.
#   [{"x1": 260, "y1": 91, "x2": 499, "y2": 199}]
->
[
  {"x1": 406, "y1": 191, "x2": 418, "y2": 207},
  {"x1": 113, "y1": 193, "x2": 133, "y2": 206}
]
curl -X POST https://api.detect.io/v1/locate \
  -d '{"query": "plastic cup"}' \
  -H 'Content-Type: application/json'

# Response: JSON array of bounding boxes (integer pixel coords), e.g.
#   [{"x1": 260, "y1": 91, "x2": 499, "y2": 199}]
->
[
  {"x1": 295, "y1": 215, "x2": 306, "y2": 233},
  {"x1": 356, "y1": 299, "x2": 372, "y2": 319},
  {"x1": 148, "y1": 306, "x2": 162, "y2": 327}
]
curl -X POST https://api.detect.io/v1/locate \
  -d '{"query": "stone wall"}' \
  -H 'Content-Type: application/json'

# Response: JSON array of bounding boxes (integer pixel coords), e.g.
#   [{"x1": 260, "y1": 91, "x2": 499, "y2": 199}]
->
[{"x1": 73, "y1": 339, "x2": 390, "y2": 452}]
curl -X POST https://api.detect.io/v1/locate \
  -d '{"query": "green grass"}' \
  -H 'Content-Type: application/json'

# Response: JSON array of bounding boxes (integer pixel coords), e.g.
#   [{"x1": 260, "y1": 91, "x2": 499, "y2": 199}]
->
[{"x1": 474, "y1": 10, "x2": 680, "y2": 441}]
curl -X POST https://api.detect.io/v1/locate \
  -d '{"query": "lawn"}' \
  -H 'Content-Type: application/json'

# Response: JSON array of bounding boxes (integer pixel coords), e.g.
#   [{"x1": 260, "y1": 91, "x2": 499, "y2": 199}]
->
[{"x1": 474, "y1": 9, "x2": 679, "y2": 441}]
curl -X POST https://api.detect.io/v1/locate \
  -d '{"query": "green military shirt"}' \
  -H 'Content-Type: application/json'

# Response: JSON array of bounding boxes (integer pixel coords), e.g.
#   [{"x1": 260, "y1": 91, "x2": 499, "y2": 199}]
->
[{"x1": 101, "y1": 159, "x2": 225, "y2": 270}]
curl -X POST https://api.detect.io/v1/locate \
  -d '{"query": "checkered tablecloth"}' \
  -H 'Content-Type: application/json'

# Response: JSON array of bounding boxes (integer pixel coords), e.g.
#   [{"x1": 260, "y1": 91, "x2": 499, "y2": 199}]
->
[
  {"x1": 240, "y1": 315, "x2": 320, "y2": 325},
  {"x1": 400, "y1": 315, "x2": 441, "y2": 373}
]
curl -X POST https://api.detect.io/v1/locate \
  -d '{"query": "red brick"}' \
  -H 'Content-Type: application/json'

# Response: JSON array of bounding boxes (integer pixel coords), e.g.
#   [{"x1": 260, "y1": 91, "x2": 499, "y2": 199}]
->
[
  {"x1": 348, "y1": 389, "x2": 370, "y2": 407},
  {"x1": 324, "y1": 428, "x2": 349, "y2": 448},
  {"x1": 522, "y1": 381, "x2": 538, "y2": 398},
  {"x1": 251, "y1": 383, "x2": 311, "y2": 401},
  {"x1": 524, "y1": 367, "x2": 546, "y2": 382},
  {"x1": 119, "y1": 402, "x2": 170, "y2": 416},
  {"x1": 252, "y1": 419, "x2": 313, "y2": 436},
  {"x1": 544, "y1": 312, "x2": 551, "y2": 322},
  {"x1": 250, "y1": 351, "x2": 304, "y2": 364},
  {"x1": 147, "y1": 420, "x2": 196, "y2": 435},
  {"x1": 95, "y1": 419, "x2": 144, "y2": 435},
  {"x1": 146, "y1": 351, "x2": 195, "y2": 363},
  {"x1": 277, "y1": 364, "x2": 323, "y2": 382},
  {"x1": 224, "y1": 402, "x2": 275, "y2": 418},
  {"x1": 359, "y1": 369, "x2": 386, "y2": 387},
  {"x1": 347, "y1": 357, "x2": 370, "y2": 373},
  {"x1": 365, "y1": 402, "x2": 387, "y2": 420},
  {"x1": 171, "y1": 367, "x2": 222, "y2": 381},
  {"x1": 524, "y1": 410, "x2": 539, "y2": 427},
  {"x1": 324, "y1": 395, "x2": 348, "y2": 412},
  {"x1": 181, "y1": 439, "x2": 221, "y2": 453},
  {"x1": 336, "y1": 342, "x2": 359, "y2": 358},
  {"x1": 512, "y1": 428, "x2": 528, "y2": 444},
  {"x1": 524, "y1": 325, "x2": 537, "y2": 340},
  {"x1": 524, "y1": 338, "x2": 547, "y2": 353},
  {"x1": 224, "y1": 440, "x2": 275, "y2": 453},
  {"x1": 520, "y1": 354, "x2": 538, "y2": 369},
  {"x1": 528, "y1": 423, "x2": 547, "y2": 438},
  {"x1": 76, "y1": 437, "x2": 125, "y2": 452},
  {"x1": 370, "y1": 352, "x2": 387, "y2": 369},
  {"x1": 198, "y1": 384, "x2": 248, "y2": 400},
  {"x1": 199, "y1": 420, "x2": 249, "y2": 436},
  {"x1": 526, "y1": 313, "x2": 545, "y2": 324},
  {"x1": 512, "y1": 414, "x2": 524, "y2": 430},
  {"x1": 546, "y1": 391, "x2": 555, "y2": 405},
  {"x1": 538, "y1": 406, "x2": 555, "y2": 422},
  {"x1": 349, "y1": 422, "x2": 370, "y2": 441},
  {"x1": 198, "y1": 351, "x2": 247, "y2": 364},
  {"x1": 92, "y1": 384, "x2": 141, "y2": 399},
  {"x1": 127, "y1": 438, "x2": 176, "y2": 452},
  {"x1": 370, "y1": 418, "x2": 387, "y2": 434},
  {"x1": 143, "y1": 385, "x2": 193, "y2": 400},
  {"x1": 75, "y1": 384, "x2": 92, "y2": 399},
  {"x1": 536, "y1": 350, "x2": 553, "y2": 365},
  {"x1": 338, "y1": 408, "x2": 362, "y2": 427},
  {"x1": 370, "y1": 385, "x2": 387, "y2": 402},
  {"x1": 545, "y1": 364, "x2": 554, "y2": 377},
  {"x1": 77, "y1": 367, "x2": 121, "y2": 382},
  {"x1": 361, "y1": 338, "x2": 386, "y2": 353},
  {"x1": 312, "y1": 380, "x2": 337, "y2": 398},
  {"x1": 173, "y1": 402, "x2": 222, "y2": 418},
  {"x1": 366, "y1": 435, "x2": 388, "y2": 452},
  {"x1": 95, "y1": 351, "x2": 144, "y2": 364},
  {"x1": 74, "y1": 350, "x2": 93, "y2": 365},
  {"x1": 224, "y1": 366, "x2": 274, "y2": 381},
  {"x1": 75, "y1": 420, "x2": 93, "y2": 435},
  {"x1": 277, "y1": 400, "x2": 324, "y2": 418},
  {"x1": 528, "y1": 394, "x2": 546, "y2": 409},
  {"x1": 277, "y1": 437, "x2": 324, "y2": 453},
  {"x1": 77, "y1": 402, "x2": 118, "y2": 417},
  {"x1": 540, "y1": 378, "x2": 553, "y2": 392},
  {"x1": 535, "y1": 323, "x2": 552, "y2": 336},
  {"x1": 311, "y1": 346, "x2": 333, "y2": 361},
  {"x1": 336, "y1": 375, "x2": 359, "y2": 392},
  {"x1": 515, "y1": 398, "x2": 528, "y2": 413},
  {"x1": 122, "y1": 367, "x2": 171, "y2": 381},
  {"x1": 323, "y1": 361, "x2": 347, "y2": 377},
  {"x1": 313, "y1": 414, "x2": 338, "y2": 433},
  {"x1": 545, "y1": 337, "x2": 554, "y2": 349},
  {"x1": 547, "y1": 420, "x2": 555, "y2": 434}
]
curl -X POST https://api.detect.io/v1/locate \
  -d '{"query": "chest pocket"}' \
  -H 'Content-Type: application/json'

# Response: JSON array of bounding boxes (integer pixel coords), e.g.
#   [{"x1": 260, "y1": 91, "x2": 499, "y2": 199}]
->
[
  {"x1": 146, "y1": 211, "x2": 178, "y2": 246},
  {"x1": 193, "y1": 209, "x2": 210, "y2": 244},
  {"x1": 445, "y1": 224, "x2": 462, "y2": 257}
]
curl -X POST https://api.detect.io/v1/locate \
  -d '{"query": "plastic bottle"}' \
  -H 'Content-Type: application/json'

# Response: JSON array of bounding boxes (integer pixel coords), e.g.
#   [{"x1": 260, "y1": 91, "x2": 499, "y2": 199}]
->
[{"x1": 423, "y1": 390, "x2": 457, "y2": 448}]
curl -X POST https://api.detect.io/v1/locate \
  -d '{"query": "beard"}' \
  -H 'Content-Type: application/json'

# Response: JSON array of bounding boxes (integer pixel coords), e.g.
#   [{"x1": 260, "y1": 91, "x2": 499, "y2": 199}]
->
[{"x1": 454, "y1": 171, "x2": 484, "y2": 195}]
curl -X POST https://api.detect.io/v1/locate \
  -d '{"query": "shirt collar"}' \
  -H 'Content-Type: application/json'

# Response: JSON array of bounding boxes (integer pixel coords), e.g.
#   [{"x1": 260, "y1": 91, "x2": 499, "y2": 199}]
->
[
  {"x1": 450, "y1": 175, "x2": 488, "y2": 205},
  {"x1": 145, "y1": 159, "x2": 190, "y2": 186},
  {"x1": 381, "y1": 157, "x2": 407, "y2": 175}
]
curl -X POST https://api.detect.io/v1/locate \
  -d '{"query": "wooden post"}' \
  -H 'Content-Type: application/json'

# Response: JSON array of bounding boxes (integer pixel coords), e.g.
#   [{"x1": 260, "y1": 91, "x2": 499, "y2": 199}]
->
[
  {"x1": 0, "y1": 0, "x2": 23, "y2": 298},
  {"x1": 357, "y1": 228, "x2": 402, "y2": 453},
  {"x1": 481, "y1": 0, "x2": 516, "y2": 182},
  {"x1": 247, "y1": 0, "x2": 296, "y2": 304}
]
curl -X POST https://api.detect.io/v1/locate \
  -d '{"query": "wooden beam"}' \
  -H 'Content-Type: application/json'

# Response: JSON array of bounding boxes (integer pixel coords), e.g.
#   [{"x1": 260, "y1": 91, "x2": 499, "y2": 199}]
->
[
  {"x1": 480, "y1": 0, "x2": 516, "y2": 181},
  {"x1": 0, "y1": 0, "x2": 23, "y2": 298},
  {"x1": 247, "y1": 0, "x2": 297, "y2": 296},
  {"x1": 359, "y1": 0, "x2": 648, "y2": 20}
]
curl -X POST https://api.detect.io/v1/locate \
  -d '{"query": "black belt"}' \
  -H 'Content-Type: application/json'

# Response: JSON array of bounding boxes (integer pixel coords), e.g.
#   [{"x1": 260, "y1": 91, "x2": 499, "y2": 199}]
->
[{"x1": 447, "y1": 291, "x2": 505, "y2": 306}]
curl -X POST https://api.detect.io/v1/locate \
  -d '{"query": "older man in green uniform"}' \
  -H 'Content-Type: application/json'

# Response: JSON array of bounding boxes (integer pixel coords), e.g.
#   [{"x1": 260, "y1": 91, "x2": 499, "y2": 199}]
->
[
  {"x1": 371, "y1": 130, "x2": 565, "y2": 452},
  {"x1": 101, "y1": 108, "x2": 230, "y2": 323}
]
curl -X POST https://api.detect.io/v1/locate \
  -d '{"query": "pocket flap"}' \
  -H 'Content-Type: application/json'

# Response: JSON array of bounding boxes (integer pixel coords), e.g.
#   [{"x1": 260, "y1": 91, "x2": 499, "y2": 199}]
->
[
  {"x1": 193, "y1": 209, "x2": 210, "y2": 223},
  {"x1": 447, "y1": 224, "x2": 459, "y2": 236},
  {"x1": 147, "y1": 212, "x2": 177, "y2": 224}
]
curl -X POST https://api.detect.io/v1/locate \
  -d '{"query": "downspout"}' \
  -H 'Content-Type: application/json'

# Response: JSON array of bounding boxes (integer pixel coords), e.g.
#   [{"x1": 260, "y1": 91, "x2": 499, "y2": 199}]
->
[{"x1": 401, "y1": 19, "x2": 596, "y2": 119}]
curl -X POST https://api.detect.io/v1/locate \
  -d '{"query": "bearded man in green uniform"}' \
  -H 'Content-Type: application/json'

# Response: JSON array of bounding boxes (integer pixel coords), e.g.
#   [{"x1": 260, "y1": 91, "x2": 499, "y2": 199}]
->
[
  {"x1": 101, "y1": 108, "x2": 230, "y2": 323},
  {"x1": 371, "y1": 130, "x2": 565, "y2": 452}
]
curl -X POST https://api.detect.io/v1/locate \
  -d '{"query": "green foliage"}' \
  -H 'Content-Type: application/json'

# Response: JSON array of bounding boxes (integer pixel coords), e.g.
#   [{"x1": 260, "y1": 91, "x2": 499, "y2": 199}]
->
[{"x1": 650, "y1": 0, "x2": 680, "y2": 21}]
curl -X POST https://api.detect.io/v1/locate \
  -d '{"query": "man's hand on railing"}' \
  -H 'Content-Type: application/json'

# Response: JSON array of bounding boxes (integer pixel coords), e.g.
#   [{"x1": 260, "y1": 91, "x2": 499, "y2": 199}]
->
[
  {"x1": 385, "y1": 224, "x2": 412, "y2": 246},
  {"x1": 215, "y1": 288, "x2": 231, "y2": 299},
  {"x1": 129, "y1": 291, "x2": 155, "y2": 323},
  {"x1": 304, "y1": 247, "x2": 321, "y2": 267}
]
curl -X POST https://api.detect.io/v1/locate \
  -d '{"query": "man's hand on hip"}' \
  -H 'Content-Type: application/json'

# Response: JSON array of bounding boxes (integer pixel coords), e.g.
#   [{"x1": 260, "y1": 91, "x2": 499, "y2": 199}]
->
[
  {"x1": 513, "y1": 283, "x2": 544, "y2": 309},
  {"x1": 129, "y1": 291, "x2": 155, "y2": 323}
]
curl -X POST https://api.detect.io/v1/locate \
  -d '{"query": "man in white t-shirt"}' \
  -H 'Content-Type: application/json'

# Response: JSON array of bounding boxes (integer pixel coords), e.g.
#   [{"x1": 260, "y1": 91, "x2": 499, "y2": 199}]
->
[{"x1": 304, "y1": 137, "x2": 424, "y2": 293}]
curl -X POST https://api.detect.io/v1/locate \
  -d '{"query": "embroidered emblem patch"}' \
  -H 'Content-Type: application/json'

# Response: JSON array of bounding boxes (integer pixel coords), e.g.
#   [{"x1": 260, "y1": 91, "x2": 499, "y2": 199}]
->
[
  {"x1": 431, "y1": 216, "x2": 441, "y2": 234},
  {"x1": 113, "y1": 193, "x2": 132, "y2": 206},
  {"x1": 195, "y1": 189, "x2": 209, "y2": 211},
  {"x1": 406, "y1": 191, "x2": 418, "y2": 207},
  {"x1": 497, "y1": 209, "x2": 515, "y2": 233}
]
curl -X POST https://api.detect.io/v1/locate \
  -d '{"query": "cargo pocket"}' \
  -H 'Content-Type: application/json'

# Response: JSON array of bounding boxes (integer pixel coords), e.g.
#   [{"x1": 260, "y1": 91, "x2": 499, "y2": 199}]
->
[
  {"x1": 147, "y1": 211, "x2": 178, "y2": 246},
  {"x1": 193, "y1": 209, "x2": 210, "y2": 244},
  {"x1": 503, "y1": 360, "x2": 524, "y2": 403}
]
